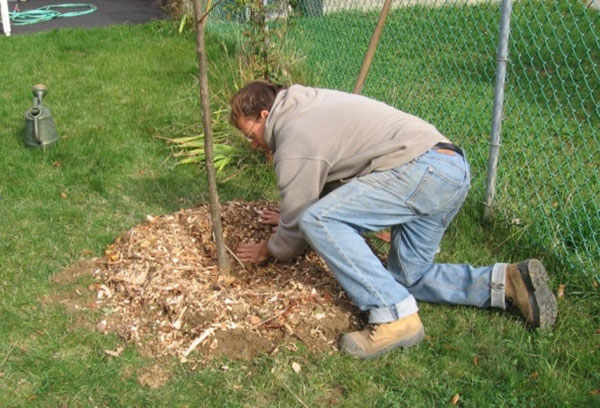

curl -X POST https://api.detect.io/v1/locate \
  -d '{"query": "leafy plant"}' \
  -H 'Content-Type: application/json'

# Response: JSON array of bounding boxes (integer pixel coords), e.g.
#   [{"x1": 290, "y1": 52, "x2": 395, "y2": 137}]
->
[
  {"x1": 225, "y1": 0, "x2": 306, "y2": 84},
  {"x1": 165, "y1": 132, "x2": 247, "y2": 173},
  {"x1": 161, "y1": 103, "x2": 251, "y2": 177}
]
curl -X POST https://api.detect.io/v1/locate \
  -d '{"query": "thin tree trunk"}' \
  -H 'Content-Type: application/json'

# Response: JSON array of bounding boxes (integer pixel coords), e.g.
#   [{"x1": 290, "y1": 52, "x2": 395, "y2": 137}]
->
[{"x1": 191, "y1": 0, "x2": 230, "y2": 273}]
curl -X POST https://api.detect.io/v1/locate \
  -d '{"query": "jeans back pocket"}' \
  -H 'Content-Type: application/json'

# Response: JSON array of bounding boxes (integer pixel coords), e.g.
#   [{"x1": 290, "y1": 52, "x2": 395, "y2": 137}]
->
[{"x1": 406, "y1": 165, "x2": 467, "y2": 216}]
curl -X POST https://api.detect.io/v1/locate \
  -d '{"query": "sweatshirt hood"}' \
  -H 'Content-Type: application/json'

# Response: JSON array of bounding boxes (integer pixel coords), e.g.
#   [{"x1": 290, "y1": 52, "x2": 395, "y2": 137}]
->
[{"x1": 264, "y1": 85, "x2": 320, "y2": 152}]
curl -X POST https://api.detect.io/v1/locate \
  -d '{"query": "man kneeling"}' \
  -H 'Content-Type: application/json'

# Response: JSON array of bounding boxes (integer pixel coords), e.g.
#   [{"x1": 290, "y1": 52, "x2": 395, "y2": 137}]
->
[{"x1": 231, "y1": 81, "x2": 558, "y2": 359}]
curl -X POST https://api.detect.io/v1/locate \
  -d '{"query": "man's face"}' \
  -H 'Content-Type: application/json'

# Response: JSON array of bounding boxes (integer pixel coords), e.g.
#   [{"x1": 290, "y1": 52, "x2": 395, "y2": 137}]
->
[{"x1": 237, "y1": 110, "x2": 269, "y2": 151}]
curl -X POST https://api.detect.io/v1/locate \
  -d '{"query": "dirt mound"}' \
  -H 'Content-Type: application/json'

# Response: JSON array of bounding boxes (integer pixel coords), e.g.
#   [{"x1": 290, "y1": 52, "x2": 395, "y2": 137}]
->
[{"x1": 89, "y1": 201, "x2": 361, "y2": 362}]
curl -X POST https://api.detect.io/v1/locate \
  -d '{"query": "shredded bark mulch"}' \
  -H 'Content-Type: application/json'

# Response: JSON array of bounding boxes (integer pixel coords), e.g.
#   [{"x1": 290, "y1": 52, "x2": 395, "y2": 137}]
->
[{"x1": 87, "y1": 201, "x2": 362, "y2": 363}]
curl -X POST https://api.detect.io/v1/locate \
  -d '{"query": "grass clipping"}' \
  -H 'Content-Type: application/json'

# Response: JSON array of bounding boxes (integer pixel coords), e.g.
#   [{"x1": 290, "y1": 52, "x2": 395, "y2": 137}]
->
[{"x1": 91, "y1": 201, "x2": 360, "y2": 362}]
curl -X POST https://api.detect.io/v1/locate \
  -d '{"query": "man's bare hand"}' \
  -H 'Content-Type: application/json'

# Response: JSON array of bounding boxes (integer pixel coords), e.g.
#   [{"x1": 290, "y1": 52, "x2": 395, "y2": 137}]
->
[
  {"x1": 260, "y1": 208, "x2": 280, "y2": 226},
  {"x1": 236, "y1": 240, "x2": 270, "y2": 264}
]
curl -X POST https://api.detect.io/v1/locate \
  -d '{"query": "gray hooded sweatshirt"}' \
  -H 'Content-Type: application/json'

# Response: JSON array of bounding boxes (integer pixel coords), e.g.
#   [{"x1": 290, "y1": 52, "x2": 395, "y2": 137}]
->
[{"x1": 263, "y1": 85, "x2": 450, "y2": 260}]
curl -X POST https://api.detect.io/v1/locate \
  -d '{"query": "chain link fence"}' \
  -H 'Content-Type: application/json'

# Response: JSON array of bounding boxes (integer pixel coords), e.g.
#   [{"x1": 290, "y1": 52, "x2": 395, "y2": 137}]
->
[{"x1": 207, "y1": 0, "x2": 599, "y2": 283}]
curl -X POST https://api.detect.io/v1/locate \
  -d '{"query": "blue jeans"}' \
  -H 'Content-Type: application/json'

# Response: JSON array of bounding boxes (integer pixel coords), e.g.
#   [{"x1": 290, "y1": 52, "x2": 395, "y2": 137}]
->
[{"x1": 299, "y1": 149, "x2": 507, "y2": 324}]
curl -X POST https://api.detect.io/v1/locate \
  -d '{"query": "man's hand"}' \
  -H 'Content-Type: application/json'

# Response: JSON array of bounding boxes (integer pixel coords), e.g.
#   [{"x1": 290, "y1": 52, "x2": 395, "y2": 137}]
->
[
  {"x1": 260, "y1": 208, "x2": 280, "y2": 226},
  {"x1": 236, "y1": 240, "x2": 270, "y2": 264}
]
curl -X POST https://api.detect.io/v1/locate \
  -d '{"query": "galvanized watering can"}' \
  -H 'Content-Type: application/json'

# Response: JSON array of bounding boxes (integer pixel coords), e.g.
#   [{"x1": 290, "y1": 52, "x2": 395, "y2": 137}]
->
[{"x1": 24, "y1": 84, "x2": 58, "y2": 148}]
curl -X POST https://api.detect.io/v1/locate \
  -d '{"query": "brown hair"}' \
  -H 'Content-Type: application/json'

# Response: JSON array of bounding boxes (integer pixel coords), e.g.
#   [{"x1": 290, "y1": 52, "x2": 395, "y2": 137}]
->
[{"x1": 230, "y1": 81, "x2": 287, "y2": 127}]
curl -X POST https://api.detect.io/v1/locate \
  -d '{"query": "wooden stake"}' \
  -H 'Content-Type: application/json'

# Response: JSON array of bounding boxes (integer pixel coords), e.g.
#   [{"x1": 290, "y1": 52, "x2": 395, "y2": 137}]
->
[{"x1": 353, "y1": 0, "x2": 393, "y2": 94}]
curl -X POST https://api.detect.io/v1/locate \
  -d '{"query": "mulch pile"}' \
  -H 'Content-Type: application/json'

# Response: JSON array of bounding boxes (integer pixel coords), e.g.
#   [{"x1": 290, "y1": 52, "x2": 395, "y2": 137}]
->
[{"x1": 90, "y1": 201, "x2": 362, "y2": 362}]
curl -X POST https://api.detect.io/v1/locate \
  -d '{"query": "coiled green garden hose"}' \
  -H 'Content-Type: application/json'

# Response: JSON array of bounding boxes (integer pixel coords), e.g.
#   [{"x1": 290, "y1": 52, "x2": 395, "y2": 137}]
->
[{"x1": 10, "y1": 4, "x2": 97, "y2": 26}]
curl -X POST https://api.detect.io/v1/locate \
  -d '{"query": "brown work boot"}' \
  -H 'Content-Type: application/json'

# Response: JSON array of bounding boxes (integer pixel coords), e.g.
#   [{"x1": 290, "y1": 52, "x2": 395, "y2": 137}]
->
[
  {"x1": 340, "y1": 313, "x2": 425, "y2": 359},
  {"x1": 505, "y1": 259, "x2": 558, "y2": 329}
]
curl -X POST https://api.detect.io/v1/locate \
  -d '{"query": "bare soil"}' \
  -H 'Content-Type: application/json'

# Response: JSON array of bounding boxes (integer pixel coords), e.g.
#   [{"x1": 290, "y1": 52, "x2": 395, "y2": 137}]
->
[{"x1": 52, "y1": 201, "x2": 363, "y2": 364}]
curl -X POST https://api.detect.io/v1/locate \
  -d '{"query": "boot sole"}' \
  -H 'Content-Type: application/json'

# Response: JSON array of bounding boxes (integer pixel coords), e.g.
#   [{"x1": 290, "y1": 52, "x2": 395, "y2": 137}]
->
[
  {"x1": 517, "y1": 259, "x2": 558, "y2": 329},
  {"x1": 340, "y1": 326, "x2": 425, "y2": 360}
]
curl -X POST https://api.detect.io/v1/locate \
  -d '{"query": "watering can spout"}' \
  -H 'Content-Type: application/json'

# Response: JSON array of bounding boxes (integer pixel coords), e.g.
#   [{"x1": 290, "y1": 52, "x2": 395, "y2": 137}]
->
[
  {"x1": 24, "y1": 84, "x2": 58, "y2": 148},
  {"x1": 33, "y1": 84, "x2": 47, "y2": 101}
]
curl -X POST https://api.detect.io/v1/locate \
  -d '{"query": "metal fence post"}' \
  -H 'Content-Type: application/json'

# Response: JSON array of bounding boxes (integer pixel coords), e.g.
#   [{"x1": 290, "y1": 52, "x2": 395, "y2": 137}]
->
[{"x1": 484, "y1": 0, "x2": 512, "y2": 220}]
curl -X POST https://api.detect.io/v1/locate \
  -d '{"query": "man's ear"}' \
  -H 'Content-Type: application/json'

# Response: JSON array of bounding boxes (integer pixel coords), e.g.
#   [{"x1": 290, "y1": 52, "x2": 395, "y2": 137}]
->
[{"x1": 260, "y1": 110, "x2": 269, "y2": 120}]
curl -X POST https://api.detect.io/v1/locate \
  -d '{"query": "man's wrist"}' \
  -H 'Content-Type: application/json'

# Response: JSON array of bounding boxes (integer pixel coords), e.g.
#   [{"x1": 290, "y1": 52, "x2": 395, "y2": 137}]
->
[{"x1": 262, "y1": 240, "x2": 271, "y2": 260}]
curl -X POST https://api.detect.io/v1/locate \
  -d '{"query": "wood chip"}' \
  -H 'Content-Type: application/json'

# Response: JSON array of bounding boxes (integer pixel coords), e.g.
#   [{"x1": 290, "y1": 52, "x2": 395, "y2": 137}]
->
[{"x1": 183, "y1": 328, "x2": 215, "y2": 357}]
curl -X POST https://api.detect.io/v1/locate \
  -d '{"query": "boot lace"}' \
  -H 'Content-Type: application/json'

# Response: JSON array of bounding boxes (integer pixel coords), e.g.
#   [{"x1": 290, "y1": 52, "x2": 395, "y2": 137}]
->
[{"x1": 368, "y1": 323, "x2": 384, "y2": 341}]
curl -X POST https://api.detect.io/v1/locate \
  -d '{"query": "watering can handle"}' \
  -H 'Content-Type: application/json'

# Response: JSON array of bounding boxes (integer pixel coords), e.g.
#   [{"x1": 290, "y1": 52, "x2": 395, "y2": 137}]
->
[
  {"x1": 33, "y1": 109, "x2": 42, "y2": 145},
  {"x1": 32, "y1": 84, "x2": 45, "y2": 144}
]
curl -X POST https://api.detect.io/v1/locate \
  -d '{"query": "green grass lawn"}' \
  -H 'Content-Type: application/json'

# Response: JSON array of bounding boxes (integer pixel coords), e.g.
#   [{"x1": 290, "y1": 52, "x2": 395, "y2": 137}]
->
[{"x1": 1, "y1": 19, "x2": 599, "y2": 407}]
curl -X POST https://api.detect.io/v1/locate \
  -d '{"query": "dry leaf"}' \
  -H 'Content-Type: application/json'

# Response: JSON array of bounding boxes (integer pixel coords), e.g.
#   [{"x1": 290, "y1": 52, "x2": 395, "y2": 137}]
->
[
  {"x1": 96, "y1": 320, "x2": 107, "y2": 332},
  {"x1": 138, "y1": 364, "x2": 170, "y2": 389},
  {"x1": 52, "y1": 161, "x2": 62, "y2": 167},
  {"x1": 104, "y1": 346, "x2": 124, "y2": 357},
  {"x1": 589, "y1": 389, "x2": 600, "y2": 396},
  {"x1": 107, "y1": 252, "x2": 120, "y2": 262},
  {"x1": 375, "y1": 231, "x2": 391, "y2": 242},
  {"x1": 291, "y1": 362, "x2": 301, "y2": 374},
  {"x1": 221, "y1": 276, "x2": 237, "y2": 286},
  {"x1": 322, "y1": 290, "x2": 333, "y2": 303},
  {"x1": 98, "y1": 284, "x2": 113, "y2": 299},
  {"x1": 557, "y1": 284, "x2": 566, "y2": 300},
  {"x1": 450, "y1": 393, "x2": 460, "y2": 405},
  {"x1": 60, "y1": 192, "x2": 67, "y2": 199}
]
